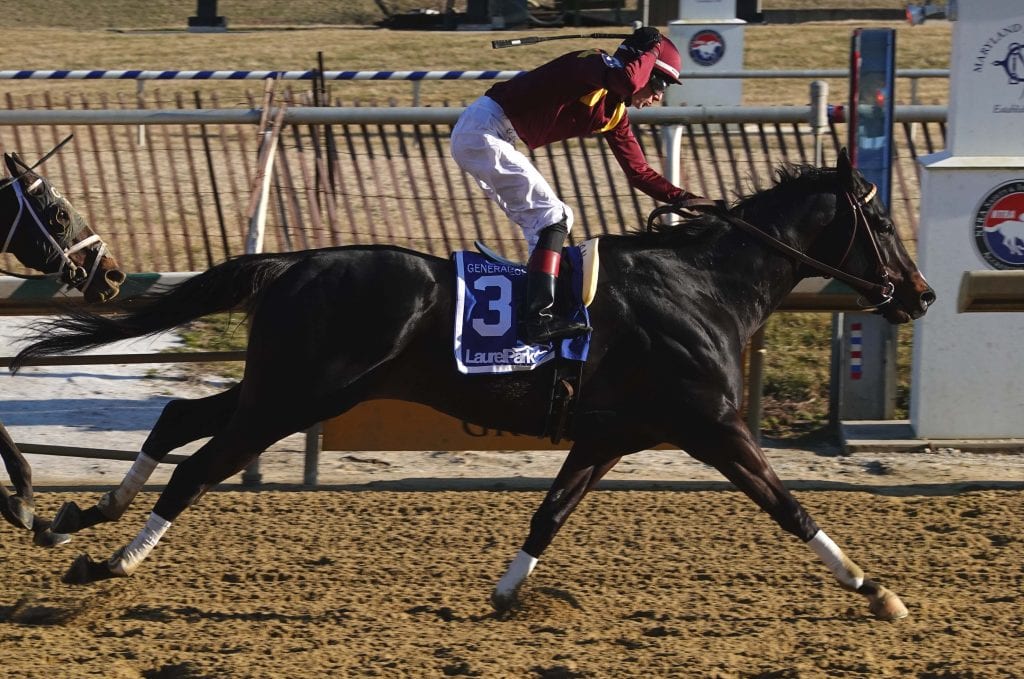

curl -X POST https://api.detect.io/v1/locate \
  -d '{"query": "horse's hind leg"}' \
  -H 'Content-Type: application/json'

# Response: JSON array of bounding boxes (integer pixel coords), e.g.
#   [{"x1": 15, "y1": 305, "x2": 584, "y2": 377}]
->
[
  {"x1": 53, "y1": 385, "x2": 242, "y2": 535},
  {"x1": 680, "y1": 411, "x2": 908, "y2": 621},
  {"x1": 63, "y1": 417, "x2": 287, "y2": 585},
  {"x1": 492, "y1": 439, "x2": 643, "y2": 610}
]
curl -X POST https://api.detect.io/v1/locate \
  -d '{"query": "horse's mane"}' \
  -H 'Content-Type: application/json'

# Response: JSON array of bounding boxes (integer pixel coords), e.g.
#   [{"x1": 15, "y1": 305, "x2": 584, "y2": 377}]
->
[{"x1": 617, "y1": 163, "x2": 837, "y2": 248}]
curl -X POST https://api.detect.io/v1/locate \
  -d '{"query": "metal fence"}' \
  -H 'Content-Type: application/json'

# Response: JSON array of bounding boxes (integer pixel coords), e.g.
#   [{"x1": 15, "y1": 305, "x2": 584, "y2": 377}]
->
[{"x1": 0, "y1": 90, "x2": 946, "y2": 271}]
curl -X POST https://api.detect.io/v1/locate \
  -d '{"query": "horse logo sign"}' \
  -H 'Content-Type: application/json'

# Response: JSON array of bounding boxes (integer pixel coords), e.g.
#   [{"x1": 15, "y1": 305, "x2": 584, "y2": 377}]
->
[
  {"x1": 688, "y1": 30, "x2": 725, "y2": 67},
  {"x1": 974, "y1": 180, "x2": 1024, "y2": 269}
]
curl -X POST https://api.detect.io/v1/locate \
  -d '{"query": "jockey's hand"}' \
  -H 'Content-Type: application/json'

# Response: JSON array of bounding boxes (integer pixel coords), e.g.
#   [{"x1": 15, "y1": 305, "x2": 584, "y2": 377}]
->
[
  {"x1": 623, "y1": 27, "x2": 662, "y2": 53},
  {"x1": 672, "y1": 193, "x2": 709, "y2": 218},
  {"x1": 673, "y1": 192, "x2": 707, "y2": 207}
]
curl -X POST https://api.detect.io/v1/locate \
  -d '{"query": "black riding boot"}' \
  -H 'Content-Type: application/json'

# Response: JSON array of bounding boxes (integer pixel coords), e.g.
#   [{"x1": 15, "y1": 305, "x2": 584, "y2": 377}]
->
[{"x1": 519, "y1": 223, "x2": 592, "y2": 344}]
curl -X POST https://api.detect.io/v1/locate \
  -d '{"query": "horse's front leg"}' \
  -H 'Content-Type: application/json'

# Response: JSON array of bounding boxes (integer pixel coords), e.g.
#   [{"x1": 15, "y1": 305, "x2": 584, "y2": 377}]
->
[
  {"x1": 0, "y1": 483, "x2": 32, "y2": 530},
  {"x1": 0, "y1": 424, "x2": 36, "y2": 530},
  {"x1": 680, "y1": 411, "x2": 908, "y2": 621},
  {"x1": 493, "y1": 440, "x2": 637, "y2": 611},
  {"x1": 53, "y1": 387, "x2": 240, "y2": 535},
  {"x1": 1, "y1": 474, "x2": 71, "y2": 547}
]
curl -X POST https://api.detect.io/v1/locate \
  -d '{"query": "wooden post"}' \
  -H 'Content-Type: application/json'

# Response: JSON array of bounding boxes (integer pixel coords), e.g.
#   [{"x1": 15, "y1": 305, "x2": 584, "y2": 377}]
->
[{"x1": 241, "y1": 78, "x2": 285, "y2": 487}]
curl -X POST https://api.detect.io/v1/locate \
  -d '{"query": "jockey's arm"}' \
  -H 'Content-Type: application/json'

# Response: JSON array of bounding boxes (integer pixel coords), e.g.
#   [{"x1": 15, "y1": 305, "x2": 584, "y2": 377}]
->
[
  {"x1": 603, "y1": 119, "x2": 686, "y2": 202},
  {"x1": 603, "y1": 46, "x2": 660, "y2": 99}
]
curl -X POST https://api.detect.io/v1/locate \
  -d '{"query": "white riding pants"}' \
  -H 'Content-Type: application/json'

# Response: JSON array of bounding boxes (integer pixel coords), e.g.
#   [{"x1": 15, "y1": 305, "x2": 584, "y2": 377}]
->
[{"x1": 450, "y1": 96, "x2": 574, "y2": 253}]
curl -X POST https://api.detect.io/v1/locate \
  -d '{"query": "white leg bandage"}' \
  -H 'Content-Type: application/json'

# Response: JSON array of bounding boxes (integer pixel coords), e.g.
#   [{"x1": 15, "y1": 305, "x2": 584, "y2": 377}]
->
[
  {"x1": 807, "y1": 529, "x2": 864, "y2": 590},
  {"x1": 495, "y1": 550, "x2": 538, "y2": 598},
  {"x1": 99, "y1": 453, "x2": 158, "y2": 519},
  {"x1": 109, "y1": 512, "x2": 171, "y2": 576}
]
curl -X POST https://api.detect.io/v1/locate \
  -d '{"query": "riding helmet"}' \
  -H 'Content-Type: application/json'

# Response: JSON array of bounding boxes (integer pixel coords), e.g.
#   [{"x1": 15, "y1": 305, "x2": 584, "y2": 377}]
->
[{"x1": 652, "y1": 37, "x2": 682, "y2": 85}]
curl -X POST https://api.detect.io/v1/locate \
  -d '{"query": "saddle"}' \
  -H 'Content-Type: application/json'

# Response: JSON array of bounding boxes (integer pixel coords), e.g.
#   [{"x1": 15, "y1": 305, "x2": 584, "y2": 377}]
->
[
  {"x1": 474, "y1": 239, "x2": 599, "y2": 307},
  {"x1": 457, "y1": 239, "x2": 601, "y2": 443}
]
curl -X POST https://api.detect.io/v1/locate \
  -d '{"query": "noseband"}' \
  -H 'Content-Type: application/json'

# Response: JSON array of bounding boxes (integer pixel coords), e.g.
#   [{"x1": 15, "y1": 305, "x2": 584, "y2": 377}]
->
[
  {"x1": 657, "y1": 184, "x2": 895, "y2": 309},
  {"x1": 0, "y1": 140, "x2": 111, "y2": 291}
]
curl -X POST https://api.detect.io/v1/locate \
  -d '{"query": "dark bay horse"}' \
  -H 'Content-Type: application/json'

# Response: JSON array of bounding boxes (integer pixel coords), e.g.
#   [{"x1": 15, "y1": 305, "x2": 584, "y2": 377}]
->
[
  {"x1": 0, "y1": 150, "x2": 126, "y2": 544},
  {"x1": 17, "y1": 150, "x2": 934, "y2": 619}
]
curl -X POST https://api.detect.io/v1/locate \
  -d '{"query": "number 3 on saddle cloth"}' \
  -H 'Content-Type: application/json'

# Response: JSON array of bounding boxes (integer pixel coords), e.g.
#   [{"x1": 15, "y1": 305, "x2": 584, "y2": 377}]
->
[
  {"x1": 453, "y1": 240, "x2": 599, "y2": 440},
  {"x1": 454, "y1": 240, "x2": 598, "y2": 373}
]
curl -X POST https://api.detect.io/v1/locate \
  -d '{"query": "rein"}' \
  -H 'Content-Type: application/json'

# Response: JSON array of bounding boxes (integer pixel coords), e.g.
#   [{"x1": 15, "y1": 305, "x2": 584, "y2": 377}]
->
[{"x1": 652, "y1": 188, "x2": 894, "y2": 306}]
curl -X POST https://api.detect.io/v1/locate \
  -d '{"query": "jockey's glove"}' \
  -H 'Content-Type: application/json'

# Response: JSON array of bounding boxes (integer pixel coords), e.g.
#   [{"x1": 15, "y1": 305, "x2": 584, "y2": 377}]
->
[
  {"x1": 618, "y1": 27, "x2": 662, "y2": 61},
  {"x1": 672, "y1": 193, "x2": 713, "y2": 218},
  {"x1": 627, "y1": 26, "x2": 662, "y2": 52}
]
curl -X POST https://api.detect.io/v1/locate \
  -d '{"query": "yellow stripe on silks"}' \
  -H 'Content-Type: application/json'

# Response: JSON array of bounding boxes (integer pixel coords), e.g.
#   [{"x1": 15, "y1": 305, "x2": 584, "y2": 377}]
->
[
  {"x1": 600, "y1": 103, "x2": 626, "y2": 133},
  {"x1": 578, "y1": 90, "x2": 627, "y2": 134},
  {"x1": 579, "y1": 237, "x2": 600, "y2": 307},
  {"x1": 579, "y1": 88, "x2": 605, "y2": 107}
]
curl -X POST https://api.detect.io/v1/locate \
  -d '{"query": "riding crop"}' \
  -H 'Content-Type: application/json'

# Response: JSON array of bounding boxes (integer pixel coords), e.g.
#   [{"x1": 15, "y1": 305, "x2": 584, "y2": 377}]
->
[{"x1": 491, "y1": 33, "x2": 630, "y2": 49}]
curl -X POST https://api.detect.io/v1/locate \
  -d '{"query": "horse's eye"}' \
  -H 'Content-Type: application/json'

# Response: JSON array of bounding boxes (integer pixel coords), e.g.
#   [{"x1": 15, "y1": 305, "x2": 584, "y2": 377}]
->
[{"x1": 50, "y1": 206, "x2": 70, "y2": 227}]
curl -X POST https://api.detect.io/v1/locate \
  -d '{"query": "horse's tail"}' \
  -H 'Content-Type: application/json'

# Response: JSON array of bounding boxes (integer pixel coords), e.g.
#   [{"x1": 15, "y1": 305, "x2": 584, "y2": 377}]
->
[{"x1": 11, "y1": 253, "x2": 301, "y2": 372}]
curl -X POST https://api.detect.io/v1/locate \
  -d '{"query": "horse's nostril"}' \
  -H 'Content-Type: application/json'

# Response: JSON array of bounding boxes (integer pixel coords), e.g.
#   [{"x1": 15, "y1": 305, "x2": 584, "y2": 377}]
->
[{"x1": 106, "y1": 269, "x2": 127, "y2": 286}]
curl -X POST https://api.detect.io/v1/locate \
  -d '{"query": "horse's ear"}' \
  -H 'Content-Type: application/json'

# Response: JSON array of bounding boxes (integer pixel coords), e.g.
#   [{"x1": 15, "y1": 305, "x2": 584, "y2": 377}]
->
[
  {"x1": 4, "y1": 153, "x2": 35, "y2": 185},
  {"x1": 836, "y1": 147, "x2": 855, "y2": 189},
  {"x1": 4, "y1": 152, "x2": 28, "y2": 177}
]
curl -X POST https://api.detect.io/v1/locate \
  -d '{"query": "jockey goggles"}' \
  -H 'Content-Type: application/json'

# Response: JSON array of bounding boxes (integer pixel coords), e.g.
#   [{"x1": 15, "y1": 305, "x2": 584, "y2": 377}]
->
[{"x1": 649, "y1": 71, "x2": 671, "y2": 94}]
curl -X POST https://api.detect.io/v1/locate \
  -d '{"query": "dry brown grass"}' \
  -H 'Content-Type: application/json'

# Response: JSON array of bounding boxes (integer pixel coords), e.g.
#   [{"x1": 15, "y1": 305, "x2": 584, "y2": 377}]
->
[
  {"x1": 0, "y1": 9, "x2": 950, "y2": 107},
  {"x1": 0, "y1": 1, "x2": 920, "y2": 30}
]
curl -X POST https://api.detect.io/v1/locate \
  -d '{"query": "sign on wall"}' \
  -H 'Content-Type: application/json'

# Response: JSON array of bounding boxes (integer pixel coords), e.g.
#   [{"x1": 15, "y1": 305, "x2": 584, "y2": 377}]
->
[{"x1": 973, "y1": 179, "x2": 1024, "y2": 270}]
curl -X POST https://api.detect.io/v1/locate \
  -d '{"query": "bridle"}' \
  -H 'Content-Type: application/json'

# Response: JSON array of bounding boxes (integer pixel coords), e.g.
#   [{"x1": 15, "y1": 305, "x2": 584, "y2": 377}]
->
[
  {"x1": 0, "y1": 137, "x2": 111, "y2": 291},
  {"x1": 650, "y1": 184, "x2": 896, "y2": 309}
]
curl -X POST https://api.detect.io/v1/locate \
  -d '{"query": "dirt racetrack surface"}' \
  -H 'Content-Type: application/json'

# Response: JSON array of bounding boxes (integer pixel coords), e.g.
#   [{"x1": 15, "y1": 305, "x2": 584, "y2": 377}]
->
[{"x1": 1, "y1": 487, "x2": 1022, "y2": 678}]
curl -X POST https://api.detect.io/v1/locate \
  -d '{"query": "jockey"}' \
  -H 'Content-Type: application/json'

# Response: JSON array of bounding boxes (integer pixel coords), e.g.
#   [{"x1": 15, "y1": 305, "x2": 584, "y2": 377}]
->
[{"x1": 451, "y1": 26, "x2": 702, "y2": 344}]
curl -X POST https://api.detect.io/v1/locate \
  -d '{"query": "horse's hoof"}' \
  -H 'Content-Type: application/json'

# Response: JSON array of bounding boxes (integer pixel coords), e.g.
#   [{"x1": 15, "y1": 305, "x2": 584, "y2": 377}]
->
[
  {"x1": 33, "y1": 528, "x2": 72, "y2": 548},
  {"x1": 490, "y1": 588, "x2": 519, "y2": 612},
  {"x1": 62, "y1": 553, "x2": 119, "y2": 585},
  {"x1": 869, "y1": 587, "x2": 909, "y2": 621},
  {"x1": 8, "y1": 496, "x2": 34, "y2": 531},
  {"x1": 51, "y1": 501, "x2": 83, "y2": 534}
]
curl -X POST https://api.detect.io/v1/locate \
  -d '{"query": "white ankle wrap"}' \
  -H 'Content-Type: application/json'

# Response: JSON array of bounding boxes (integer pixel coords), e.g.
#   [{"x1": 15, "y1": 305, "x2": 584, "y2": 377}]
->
[
  {"x1": 808, "y1": 530, "x2": 864, "y2": 590},
  {"x1": 112, "y1": 453, "x2": 159, "y2": 505},
  {"x1": 495, "y1": 550, "x2": 538, "y2": 596},
  {"x1": 109, "y1": 512, "x2": 171, "y2": 576}
]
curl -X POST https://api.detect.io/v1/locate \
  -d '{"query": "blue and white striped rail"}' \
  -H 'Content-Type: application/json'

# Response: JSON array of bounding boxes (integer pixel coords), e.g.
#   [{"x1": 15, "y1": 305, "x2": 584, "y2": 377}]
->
[
  {"x1": 0, "y1": 68, "x2": 950, "y2": 81},
  {"x1": 0, "y1": 69, "x2": 524, "y2": 81}
]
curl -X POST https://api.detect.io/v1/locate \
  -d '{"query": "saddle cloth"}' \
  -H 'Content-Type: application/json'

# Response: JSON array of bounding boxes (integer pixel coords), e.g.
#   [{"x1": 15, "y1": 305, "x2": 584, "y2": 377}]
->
[{"x1": 453, "y1": 242, "x2": 596, "y2": 375}]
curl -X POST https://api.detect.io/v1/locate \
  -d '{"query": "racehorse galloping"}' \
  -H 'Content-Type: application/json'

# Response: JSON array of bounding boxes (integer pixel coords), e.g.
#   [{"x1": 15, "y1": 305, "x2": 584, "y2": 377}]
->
[
  {"x1": 18, "y1": 150, "x2": 934, "y2": 619},
  {"x1": 0, "y1": 149, "x2": 126, "y2": 545}
]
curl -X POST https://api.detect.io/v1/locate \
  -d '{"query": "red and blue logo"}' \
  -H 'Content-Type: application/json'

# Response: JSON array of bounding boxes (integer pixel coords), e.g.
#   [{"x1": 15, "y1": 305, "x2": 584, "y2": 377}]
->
[
  {"x1": 688, "y1": 30, "x2": 725, "y2": 67},
  {"x1": 974, "y1": 180, "x2": 1024, "y2": 270}
]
